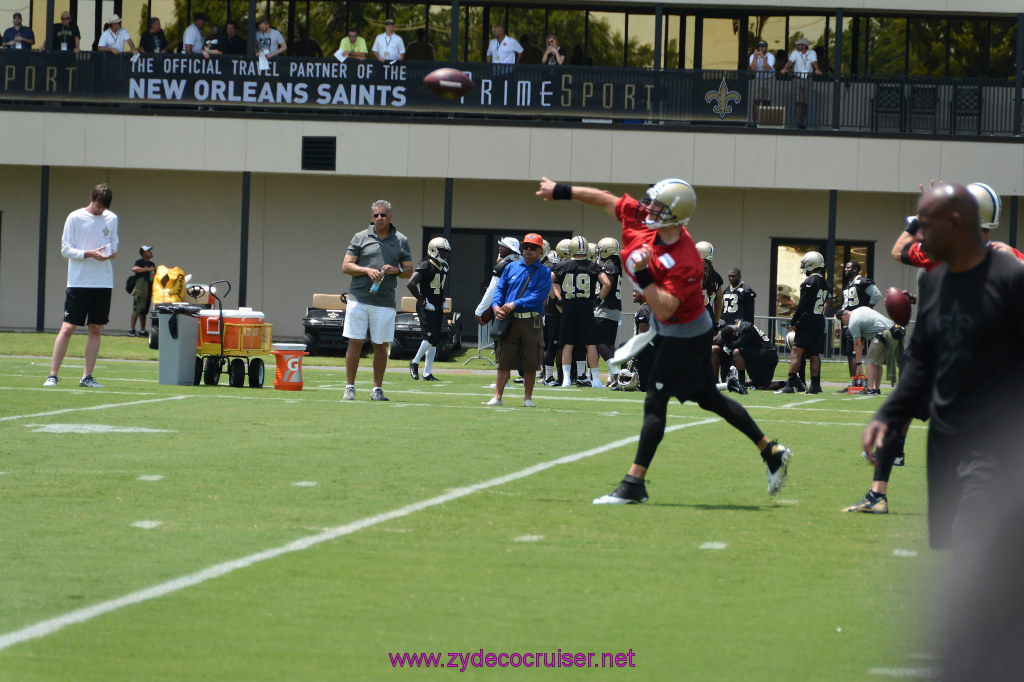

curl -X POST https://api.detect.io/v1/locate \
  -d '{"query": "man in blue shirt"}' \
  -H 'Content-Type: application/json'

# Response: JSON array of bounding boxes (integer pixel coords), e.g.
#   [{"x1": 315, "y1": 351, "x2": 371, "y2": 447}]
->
[
  {"x1": 2, "y1": 12, "x2": 34, "y2": 50},
  {"x1": 484, "y1": 232, "x2": 552, "y2": 408}
]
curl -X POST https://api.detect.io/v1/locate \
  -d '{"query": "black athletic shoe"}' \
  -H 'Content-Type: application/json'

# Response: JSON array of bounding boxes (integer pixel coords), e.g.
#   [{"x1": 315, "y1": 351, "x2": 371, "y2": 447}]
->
[
  {"x1": 775, "y1": 385, "x2": 797, "y2": 394},
  {"x1": 761, "y1": 441, "x2": 792, "y2": 495},
  {"x1": 893, "y1": 454, "x2": 905, "y2": 467},
  {"x1": 727, "y1": 375, "x2": 748, "y2": 395},
  {"x1": 127, "y1": 329, "x2": 137, "y2": 337},
  {"x1": 863, "y1": 388, "x2": 881, "y2": 396},
  {"x1": 843, "y1": 490, "x2": 888, "y2": 513},
  {"x1": 575, "y1": 378, "x2": 592, "y2": 388},
  {"x1": 805, "y1": 383, "x2": 822, "y2": 394},
  {"x1": 422, "y1": 374, "x2": 440, "y2": 382},
  {"x1": 593, "y1": 475, "x2": 649, "y2": 505},
  {"x1": 513, "y1": 377, "x2": 525, "y2": 385},
  {"x1": 794, "y1": 377, "x2": 808, "y2": 392},
  {"x1": 409, "y1": 361, "x2": 419, "y2": 380},
  {"x1": 836, "y1": 386, "x2": 850, "y2": 393}
]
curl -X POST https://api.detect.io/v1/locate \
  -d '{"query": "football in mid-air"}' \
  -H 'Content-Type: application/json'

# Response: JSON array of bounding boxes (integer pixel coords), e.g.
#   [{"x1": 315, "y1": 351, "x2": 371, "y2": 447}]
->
[
  {"x1": 884, "y1": 287, "x2": 912, "y2": 326},
  {"x1": 423, "y1": 68, "x2": 474, "y2": 99}
]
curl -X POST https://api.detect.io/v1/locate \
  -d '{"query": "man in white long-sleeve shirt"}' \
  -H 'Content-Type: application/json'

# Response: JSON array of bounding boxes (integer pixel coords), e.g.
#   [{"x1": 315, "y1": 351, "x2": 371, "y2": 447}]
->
[
  {"x1": 474, "y1": 237, "x2": 520, "y2": 323},
  {"x1": 45, "y1": 184, "x2": 119, "y2": 388}
]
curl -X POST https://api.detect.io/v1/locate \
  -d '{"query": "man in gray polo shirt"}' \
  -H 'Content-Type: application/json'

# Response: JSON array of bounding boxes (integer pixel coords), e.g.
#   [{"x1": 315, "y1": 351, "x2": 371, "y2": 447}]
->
[
  {"x1": 841, "y1": 306, "x2": 895, "y2": 396},
  {"x1": 341, "y1": 199, "x2": 413, "y2": 401}
]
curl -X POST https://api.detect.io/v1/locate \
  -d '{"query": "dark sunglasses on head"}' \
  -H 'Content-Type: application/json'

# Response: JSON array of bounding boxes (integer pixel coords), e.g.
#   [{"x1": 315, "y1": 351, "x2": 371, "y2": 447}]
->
[{"x1": 372, "y1": 212, "x2": 388, "y2": 218}]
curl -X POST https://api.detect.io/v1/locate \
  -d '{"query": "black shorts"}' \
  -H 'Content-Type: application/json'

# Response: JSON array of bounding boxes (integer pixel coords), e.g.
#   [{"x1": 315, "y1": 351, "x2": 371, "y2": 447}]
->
[
  {"x1": 646, "y1": 331, "x2": 716, "y2": 400},
  {"x1": 544, "y1": 313, "x2": 561, "y2": 349},
  {"x1": 793, "y1": 317, "x2": 825, "y2": 357},
  {"x1": 559, "y1": 306, "x2": 598, "y2": 347},
  {"x1": 740, "y1": 347, "x2": 779, "y2": 387},
  {"x1": 63, "y1": 287, "x2": 112, "y2": 326},
  {"x1": 840, "y1": 326, "x2": 855, "y2": 357},
  {"x1": 594, "y1": 316, "x2": 618, "y2": 347},
  {"x1": 417, "y1": 304, "x2": 443, "y2": 346}
]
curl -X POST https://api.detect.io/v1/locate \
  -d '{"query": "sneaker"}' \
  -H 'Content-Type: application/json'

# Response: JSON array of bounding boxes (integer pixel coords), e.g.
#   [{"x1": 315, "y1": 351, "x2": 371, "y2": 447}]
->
[
  {"x1": 370, "y1": 387, "x2": 389, "y2": 402},
  {"x1": 523, "y1": 399, "x2": 535, "y2": 407},
  {"x1": 43, "y1": 374, "x2": 59, "y2": 387},
  {"x1": 543, "y1": 376, "x2": 560, "y2": 387},
  {"x1": 593, "y1": 475, "x2": 649, "y2": 505},
  {"x1": 775, "y1": 385, "x2": 797, "y2": 394},
  {"x1": 805, "y1": 383, "x2": 822, "y2": 394},
  {"x1": 127, "y1": 329, "x2": 137, "y2": 337},
  {"x1": 727, "y1": 374, "x2": 748, "y2": 395},
  {"x1": 575, "y1": 378, "x2": 592, "y2": 388},
  {"x1": 863, "y1": 388, "x2": 881, "y2": 396},
  {"x1": 843, "y1": 490, "x2": 889, "y2": 514},
  {"x1": 343, "y1": 386, "x2": 356, "y2": 401},
  {"x1": 590, "y1": 378, "x2": 604, "y2": 388},
  {"x1": 560, "y1": 379, "x2": 572, "y2": 388},
  {"x1": 794, "y1": 377, "x2": 808, "y2": 392},
  {"x1": 762, "y1": 441, "x2": 792, "y2": 496},
  {"x1": 893, "y1": 454, "x2": 905, "y2": 467},
  {"x1": 409, "y1": 361, "x2": 419, "y2": 380},
  {"x1": 422, "y1": 374, "x2": 440, "y2": 382},
  {"x1": 513, "y1": 377, "x2": 525, "y2": 385},
  {"x1": 482, "y1": 397, "x2": 502, "y2": 406},
  {"x1": 604, "y1": 376, "x2": 617, "y2": 388},
  {"x1": 79, "y1": 375, "x2": 103, "y2": 388},
  {"x1": 836, "y1": 386, "x2": 850, "y2": 393}
]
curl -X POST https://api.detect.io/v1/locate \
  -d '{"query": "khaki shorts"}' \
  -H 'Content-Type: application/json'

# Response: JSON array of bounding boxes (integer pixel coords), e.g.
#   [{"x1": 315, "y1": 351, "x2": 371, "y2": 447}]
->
[
  {"x1": 865, "y1": 336, "x2": 887, "y2": 366},
  {"x1": 496, "y1": 316, "x2": 543, "y2": 372}
]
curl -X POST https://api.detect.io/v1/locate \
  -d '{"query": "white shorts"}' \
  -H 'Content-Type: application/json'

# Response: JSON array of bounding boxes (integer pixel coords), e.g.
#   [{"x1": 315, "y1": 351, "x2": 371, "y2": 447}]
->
[{"x1": 343, "y1": 298, "x2": 396, "y2": 344}]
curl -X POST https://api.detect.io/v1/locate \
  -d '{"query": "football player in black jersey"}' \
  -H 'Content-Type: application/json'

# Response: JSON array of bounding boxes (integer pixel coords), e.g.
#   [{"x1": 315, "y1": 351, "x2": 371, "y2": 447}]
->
[
  {"x1": 407, "y1": 237, "x2": 450, "y2": 381},
  {"x1": 714, "y1": 320, "x2": 786, "y2": 393},
  {"x1": 594, "y1": 237, "x2": 623, "y2": 386},
  {"x1": 718, "y1": 267, "x2": 757, "y2": 383},
  {"x1": 552, "y1": 235, "x2": 611, "y2": 387},
  {"x1": 695, "y1": 241, "x2": 724, "y2": 324},
  {"x1": 541, "y1": 247, "x2": 564, "y2": 385},
  {"x1": 836, "y1": 261, "x2": 882, "y2": 391},
  {"x1": 777, "y1": 251, "x2": 830, "y2": 394}
]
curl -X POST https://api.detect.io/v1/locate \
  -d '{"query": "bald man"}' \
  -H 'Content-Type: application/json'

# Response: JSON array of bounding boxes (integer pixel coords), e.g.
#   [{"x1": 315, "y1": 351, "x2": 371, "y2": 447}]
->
[{"x1": 862, "y1": 184, "x2": 1024, "y2": 549}]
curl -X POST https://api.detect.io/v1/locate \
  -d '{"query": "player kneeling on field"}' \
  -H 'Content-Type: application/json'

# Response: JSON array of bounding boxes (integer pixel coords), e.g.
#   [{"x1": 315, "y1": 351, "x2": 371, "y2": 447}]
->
[{"x1": 713, "y1": 320, "x2": 787, "y2": 393}]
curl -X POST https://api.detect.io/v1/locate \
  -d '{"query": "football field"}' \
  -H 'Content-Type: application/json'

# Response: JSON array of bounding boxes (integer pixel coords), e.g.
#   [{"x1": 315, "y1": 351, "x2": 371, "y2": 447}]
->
[{"x1": 0, "y1": 334, "x2": 939, "y2": 681}]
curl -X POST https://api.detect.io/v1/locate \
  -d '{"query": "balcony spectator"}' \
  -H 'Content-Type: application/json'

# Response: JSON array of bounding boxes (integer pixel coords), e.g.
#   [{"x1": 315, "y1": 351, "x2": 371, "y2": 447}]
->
[
  {"x1": 51, "y1": 12, "x2": 80, "y2": 54},
  {"x1": 748, "y1": 40, "x2": 775, "y2": 126},
  {"x1": 290, "y1": 26, "x2": 322, "y2": 57},
  {"x1": 97, "y1": 15, "x2": 138, "y2": 56},
  {"x1": 3, "y1": 12, "x2": 34, "y2": 50},
  {"x1": 338, "y1": 27, "x2": 367, "y2": 61},
  {"x1": 542, "y1": 34, "x2": 566, "y2": 65},
  {"x1": 206, "y1": 21, "x2": 246, "y2": 56},
  {"x1": 780, "y1": 37, "x2": 821, "y2": 129},
  {"x1": 372, "y1": 19, "x2": 405, "y2": 62},
  {"x1": 138, "y1": 17, "x2": 170, "y2": 54},
  {"x1": 486, "y1": 24, "x2": 522, "y2": 64},
  {"x1": 254, "y1": 18, "x2": 286, "y2": 59},
  {"x1": 518, "y1": 34, "x2": 542, "y2": 64},
  {"x1": 569, "y1": 44, "x2": 592, "y2": 66},
  {"x1": 404, "y1": 28, "x2": 434, "y2": 61},
  {"x1": 183, "y1": 13, "x2": 206, "y2": 55}
]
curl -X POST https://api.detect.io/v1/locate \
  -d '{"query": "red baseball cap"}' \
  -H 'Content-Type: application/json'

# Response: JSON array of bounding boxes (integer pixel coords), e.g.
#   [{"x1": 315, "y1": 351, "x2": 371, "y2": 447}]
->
[{"x1": 522, "y1": 233, "x2": 544, "y2": 247}]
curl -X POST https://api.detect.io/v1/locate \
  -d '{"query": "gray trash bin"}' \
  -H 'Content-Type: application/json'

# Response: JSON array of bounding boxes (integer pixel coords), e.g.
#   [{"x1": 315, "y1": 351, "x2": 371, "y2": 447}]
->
[{"x1": 157, "y1": 304, "x2": 201, "y2": 386}]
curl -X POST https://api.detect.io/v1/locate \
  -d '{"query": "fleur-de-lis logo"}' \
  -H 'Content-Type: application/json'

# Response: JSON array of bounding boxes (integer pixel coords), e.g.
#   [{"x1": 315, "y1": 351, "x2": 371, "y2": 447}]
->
[{"x1": 705, "y1": 78, "x2": 741, "y2": 119}]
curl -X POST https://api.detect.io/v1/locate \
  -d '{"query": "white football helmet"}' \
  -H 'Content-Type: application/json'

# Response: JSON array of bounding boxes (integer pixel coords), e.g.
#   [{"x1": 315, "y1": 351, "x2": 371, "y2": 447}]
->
[
  {"x1": 427, "y1": 237, "x2": 451, "y2": 266},
  {"x1": 542, "y1": 239, "x2": 551, "y2": 254},
  {"x1": 695, "y1": 241, "x2": 714, "y2": 262},
  {"x1": 556, "y1": 239, "x2": 571, "y2": 260},
  {"x1": 587, "y1": 242, "x2": 598, "y2": 261},
  {"x1": 598, "y1": 237, "x2": 620, "y2": 260},
  {"x1": 543, "y1": 250, "x2": 561, "y2": 266},
  {"x1": 639, "y1": 178, "x2": 697, "y2": 229},
  {"x1": 616, "y1": 361, "x2": 640, "y2": 391},
  {"x1": 801, "y1": 251, "x2": 825, "y2": 275},
  {"x1": 967, "y1": 182, "x2": 1000, "y2": 229},
  {"x1": 570, "y1": 235, "x2": 589, "y2": 258}
]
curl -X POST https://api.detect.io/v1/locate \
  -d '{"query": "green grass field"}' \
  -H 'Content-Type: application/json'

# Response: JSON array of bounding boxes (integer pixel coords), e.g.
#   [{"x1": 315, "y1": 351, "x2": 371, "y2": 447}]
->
[{"x1": 0, "y1": 331, "x2": 938, "y2": 681}]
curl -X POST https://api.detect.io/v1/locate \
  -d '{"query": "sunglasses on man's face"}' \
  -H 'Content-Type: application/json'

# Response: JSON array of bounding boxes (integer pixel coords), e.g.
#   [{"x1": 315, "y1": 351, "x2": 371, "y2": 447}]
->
[
  {"x1": 521, "y1": 244, "x2": 541, "y2": 251},
  {"x1": 372, "y1": 212, "x2": 388, "y2": 218}
]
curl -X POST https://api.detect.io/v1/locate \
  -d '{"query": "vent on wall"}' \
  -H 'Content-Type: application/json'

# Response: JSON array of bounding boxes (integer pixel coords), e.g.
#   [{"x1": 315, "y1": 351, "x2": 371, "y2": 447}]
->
[{"x1": 301, "y1": 136, "x2": 337, "y2": 171}]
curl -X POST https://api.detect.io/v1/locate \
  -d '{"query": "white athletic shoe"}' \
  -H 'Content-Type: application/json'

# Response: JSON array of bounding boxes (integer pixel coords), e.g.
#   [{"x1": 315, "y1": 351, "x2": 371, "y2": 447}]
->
[
  {"x1": 763, "y1": 441, "x2": 793, "y2": 496},
  {"x1": 482, "y1": 397, "x2": 502, "y2": 406},
  {"x1": 342, "y1": 386, "x2": 355, "y2": 400},
  {"x1": 523, "y1": 399, "x2": 535, "y2": 407},
  {"x1": 43, "y1": 375, "x2": 59, "y2": 387},
  {"x1": 79, "y1": 375, "x2": 103, "y2": 388}
]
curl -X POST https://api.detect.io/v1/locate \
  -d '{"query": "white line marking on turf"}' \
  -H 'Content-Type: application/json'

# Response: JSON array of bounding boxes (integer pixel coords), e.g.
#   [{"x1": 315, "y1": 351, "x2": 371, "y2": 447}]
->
[
  {"x1": 776, "y1": 499, "x2": 799, "y2": 505},
  {"x1": 893, "y1": 549, "x2": 918, "y2": 558},
  {"x1": 700, "y1": 542, "x2": 727, "y2": 550},
  {"x1": 137, "y1": 475, "x2": 163, "y2": 482},
  {"x1": 777, "y1": 399, "x2": 823, "y2": 409},
  {"x1": 868, "y1": 667, "x2": 940, "y2": 678},
  {"x1": 514, "y1": 535, "x2": 544, "y2": 542},
  {"x1": 131, "y1": 521, "x2": 162, "y2": 529},
  {"x1": 26, "y1": 424, "x2": 173, "y2": 434},
  {"x1": 0, "y1": 417, "x2": 720, "y2": 652},
  {"x1": 292, "y1": 481, "x2": 318, "y2": 487},
  {"x1": 910, "y1": 653, "x2": 940, "y2": 660},
  {"x1": 0, "y1": 396, "x2": 189, "y2": 422}
]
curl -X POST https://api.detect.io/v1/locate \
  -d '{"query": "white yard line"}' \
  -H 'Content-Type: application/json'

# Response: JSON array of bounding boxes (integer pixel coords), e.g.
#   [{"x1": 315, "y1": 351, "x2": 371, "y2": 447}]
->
[
  {"x1": 0, "y1": 417, "x2": 720, "y2": 652},
  {"x1": 0, "y1": 396, "x2": 189, "y2": 422}
]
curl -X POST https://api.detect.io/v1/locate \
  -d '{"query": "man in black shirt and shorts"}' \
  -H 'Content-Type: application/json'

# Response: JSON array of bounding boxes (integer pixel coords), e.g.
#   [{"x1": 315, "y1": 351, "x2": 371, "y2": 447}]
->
[
  {"x1": 777, "y1": 251, "x2": 830, "y2": 394},
  {"x1": 407, "y1": 237, "x2": 450, "y2": 382}
]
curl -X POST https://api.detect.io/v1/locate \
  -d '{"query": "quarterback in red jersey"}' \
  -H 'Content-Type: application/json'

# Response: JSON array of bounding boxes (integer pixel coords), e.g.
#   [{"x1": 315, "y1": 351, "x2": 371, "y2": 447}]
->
[{"x1": 537, "y1": 176, "x2": 792, "y2": 504}]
